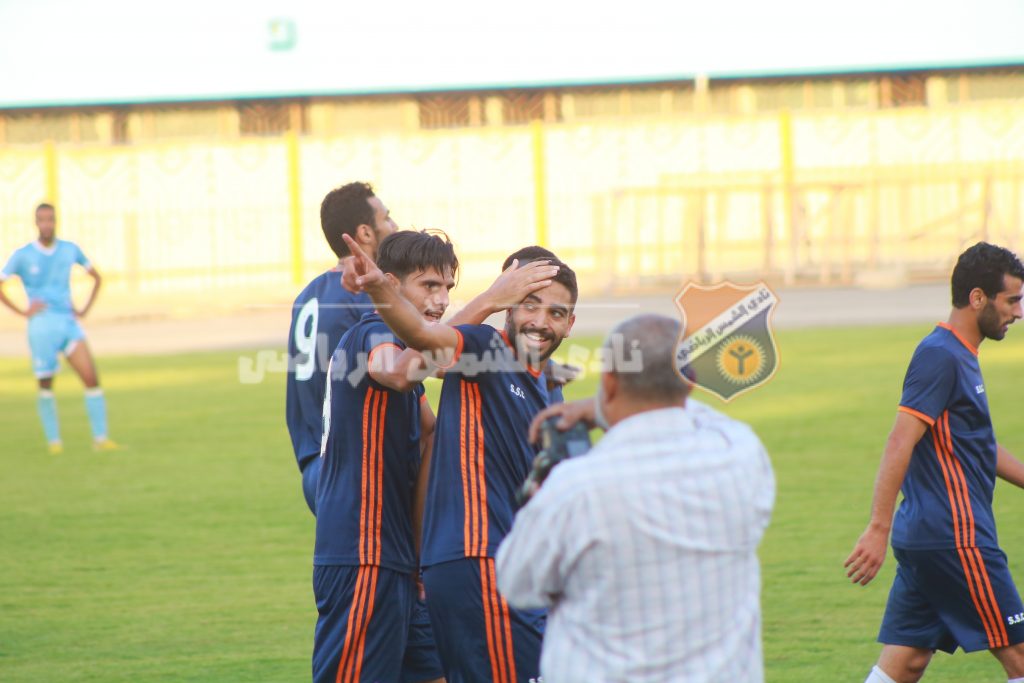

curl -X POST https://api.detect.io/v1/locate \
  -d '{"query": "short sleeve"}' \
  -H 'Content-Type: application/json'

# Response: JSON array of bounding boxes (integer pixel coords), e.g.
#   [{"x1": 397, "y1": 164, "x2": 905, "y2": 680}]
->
[
  {"x1": 898, "y1": 345, "x2": 957, "y2": 426},
  {"x1": 1, "y1": 249, "x2": 21, "y2": 280},
  {"x1": 73, "y1": 243, "x2": 91, "y2": 268},
  {"x1": 452, "y1": 324, "x2": 499, "y2": 359}
]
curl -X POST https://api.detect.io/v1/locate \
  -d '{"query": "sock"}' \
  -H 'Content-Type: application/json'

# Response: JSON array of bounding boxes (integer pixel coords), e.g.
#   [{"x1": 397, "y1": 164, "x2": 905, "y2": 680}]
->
[
  {"x1": 84, "y1": 388, "x2": 108, "y2": 441},
  {"x1": 1007, "y1": 677, "x2": 1024, "y2": 682},
  {"x1": 866, "y1": 666, "x2": 897, "y2": 683},
  {"x1": 37, "y1": 390, "x2": 61, "y2": 443}
]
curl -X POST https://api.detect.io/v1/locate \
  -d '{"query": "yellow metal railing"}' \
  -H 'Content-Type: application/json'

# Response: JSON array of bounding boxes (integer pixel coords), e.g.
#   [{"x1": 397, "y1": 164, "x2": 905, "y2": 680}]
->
[{"x1": 1, "y1": 101, "x2": 1023, "y2": 301}]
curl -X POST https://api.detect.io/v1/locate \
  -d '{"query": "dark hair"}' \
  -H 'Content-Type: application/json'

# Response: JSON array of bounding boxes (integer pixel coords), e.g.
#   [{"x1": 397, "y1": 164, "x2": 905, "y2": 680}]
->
[
  {"x1": 320, "y1": 182, "x2": 377, "y2": 258},
  {"x1": 36, "y1": 203, "x2": 55, "y2": 214},
  {"x1": 502, "y1": 245, "x2": 578, "y2": 305},
  {"x1": 377, "y1": 230, "x2": 459, "y2": 283},
  {"x1": 951, "y1": 242, "x2": 1024, "y2": 308}
]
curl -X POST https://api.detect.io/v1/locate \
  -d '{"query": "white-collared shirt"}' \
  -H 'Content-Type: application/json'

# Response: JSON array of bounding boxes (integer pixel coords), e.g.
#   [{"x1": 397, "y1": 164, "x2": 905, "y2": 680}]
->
[{"x1": 495, "y1": 400, "x2": 775, "y2": 683}]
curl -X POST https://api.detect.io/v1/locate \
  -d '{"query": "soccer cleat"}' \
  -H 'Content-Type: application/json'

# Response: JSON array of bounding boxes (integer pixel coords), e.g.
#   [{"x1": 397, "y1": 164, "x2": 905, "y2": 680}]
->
[
  {"x1": 48, "y1": 441, "x2": 63, "y2": 455},
  {"x1": 92, "y1": 438, "x2": 120, "y2": 452}
]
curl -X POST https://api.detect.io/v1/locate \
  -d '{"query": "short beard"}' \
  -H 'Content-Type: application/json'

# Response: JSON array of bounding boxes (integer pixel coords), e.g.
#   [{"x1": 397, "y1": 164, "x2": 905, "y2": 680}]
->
[
  {"x1": 978, "y1": 300, "x2": 1005, "y2": 341},
  {"x1": 505, "y1": 317, "x2": 560, "y2": 366}
]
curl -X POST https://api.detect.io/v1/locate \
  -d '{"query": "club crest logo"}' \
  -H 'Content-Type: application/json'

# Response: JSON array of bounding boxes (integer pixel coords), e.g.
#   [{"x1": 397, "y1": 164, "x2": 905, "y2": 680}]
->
[{"x1": 674, "y1": 281, "x2": 780, "y2": 401}]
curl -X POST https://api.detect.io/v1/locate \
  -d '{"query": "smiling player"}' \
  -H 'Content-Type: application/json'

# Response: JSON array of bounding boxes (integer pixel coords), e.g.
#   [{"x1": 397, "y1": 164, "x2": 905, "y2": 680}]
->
[{"x1": 345, "y1": 234, "x2": 576, "y2": 683}]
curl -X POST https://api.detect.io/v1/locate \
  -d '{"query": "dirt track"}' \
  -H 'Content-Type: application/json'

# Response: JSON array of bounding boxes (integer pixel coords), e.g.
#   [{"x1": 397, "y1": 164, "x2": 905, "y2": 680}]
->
[{"x1": 0, "y1": 284, "x2": 949, "y2": 358}]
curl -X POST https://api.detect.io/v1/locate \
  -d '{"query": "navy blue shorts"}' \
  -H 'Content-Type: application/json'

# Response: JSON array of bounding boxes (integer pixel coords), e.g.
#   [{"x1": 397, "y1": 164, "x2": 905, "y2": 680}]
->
[
  {"x1": 879, "y1": 547, "x2": 1024, "y2": 653},
  {"x1": 313, "y1": 565, "x2": 443, "y2": 683},
  {"x1": 301, "y1": 457, "x2": 321, "y2": 515},
  {"x1": 423, "y1": 557, "x2": 545, "y2": 683}
]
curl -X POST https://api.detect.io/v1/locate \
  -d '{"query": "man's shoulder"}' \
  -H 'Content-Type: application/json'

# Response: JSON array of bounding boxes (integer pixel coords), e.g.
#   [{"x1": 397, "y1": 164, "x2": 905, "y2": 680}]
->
[{"x1": 294, "y1": 270, "x2": 370, "y2": 306}]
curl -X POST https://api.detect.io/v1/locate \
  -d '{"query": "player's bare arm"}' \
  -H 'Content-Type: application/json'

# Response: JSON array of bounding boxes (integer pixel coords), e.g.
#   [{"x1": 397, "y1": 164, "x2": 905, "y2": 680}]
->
[
  {"x1": 343, "y1": 233, "x2": 461, "y2": 361},
  {"x1": 528, "y1": 398, "x2": 598, "y2": 444},
  {"x1": 413, "y1": 402, "x2": 436, "y2": 560},
  {"x1": 0, "y1": 279, "x2": 45, "y2": 317},
  {"x1": 75, "y1": 266, "x2": 102, "y2": 318},
  {"x1": 845, "y1": 410, "x2": 928, "y2": 586},
  {"x1": 367, "y1": 344, "x2": 433, "y2": 393},
  {"x1": 996, "y1": 443, "x2": 1024, "y2": 488}
]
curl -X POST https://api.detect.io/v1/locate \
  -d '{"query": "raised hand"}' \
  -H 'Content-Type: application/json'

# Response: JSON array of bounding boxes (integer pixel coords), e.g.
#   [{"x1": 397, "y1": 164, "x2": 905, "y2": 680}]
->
[
  {"x1": 341, "y1": 234, "x2": 387, "y2": 291},
  {"x1": 483, "y1": 259, "x2": 560, "y2": 312},
  {"x1": 339, "y1": 256, "x2": 360, "y2": 293}
]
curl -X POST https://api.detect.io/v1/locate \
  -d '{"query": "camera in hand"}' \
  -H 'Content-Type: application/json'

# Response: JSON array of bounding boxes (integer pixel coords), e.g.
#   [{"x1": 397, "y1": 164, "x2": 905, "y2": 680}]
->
[{"x1": 516, "y1": 417, "x2": 592, "y2": 507}]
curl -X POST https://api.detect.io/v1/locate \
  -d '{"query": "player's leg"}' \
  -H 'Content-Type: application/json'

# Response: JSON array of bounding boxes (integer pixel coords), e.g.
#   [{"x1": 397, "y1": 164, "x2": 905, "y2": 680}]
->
[
  {"x1": 423, "y1": 557, "x2": 542, "y2": 683},
  {"x1": 64, "y1": 329, "x2": 115, "y2": 449},
  {"x1": 867, "y1": 645, "x2": 933, "y2": 683},
  {"x1": 869, "y1": 550, "x2": 957, "y2": 683},
  {"x1": 302, "y1": 457, "x2": 322, "y2": 515},
  {"x1": 28, "y1": 315, "x2": 63, "y2": 452},
  {"x1": 312, "y1": 564, "x2": 413, "y2": 683},
  {"x1": 401, "y1": 594, "x2": 445, "y2": 683},
  {"x1": 991, "y1": 642, "x2": 1024, "y2": 679}
]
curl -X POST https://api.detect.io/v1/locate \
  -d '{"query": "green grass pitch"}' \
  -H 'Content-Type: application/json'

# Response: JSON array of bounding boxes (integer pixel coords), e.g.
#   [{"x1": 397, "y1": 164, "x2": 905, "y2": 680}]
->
[{"x1": 2, "y1": 324, "x2": 1024, "y2": 681}]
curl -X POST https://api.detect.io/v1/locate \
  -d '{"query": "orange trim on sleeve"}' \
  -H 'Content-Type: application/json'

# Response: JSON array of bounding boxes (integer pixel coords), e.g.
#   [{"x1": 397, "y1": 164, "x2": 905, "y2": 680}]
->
[
  {"x1": 937, "y1": 322, "x2": 979, "y2": 356},
  {"x1": 434, "y1": 328, "x2": 465, "y2": 370},
  {"x1": 367, "y1": 342, "x2": 403, "y2": 373},
  {"x1": 898, "y1": 405, "x2": 936, "y2": 426}
]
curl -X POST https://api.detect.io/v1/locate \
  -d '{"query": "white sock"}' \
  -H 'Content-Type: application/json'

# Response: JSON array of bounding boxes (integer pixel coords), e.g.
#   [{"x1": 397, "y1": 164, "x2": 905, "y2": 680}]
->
[
  {"x1": 1007, "y1": 677, "x2": 1024, "y2": 683},
  {"x1": 866, "y1": 665, "x2": 897, "y2": 683}
]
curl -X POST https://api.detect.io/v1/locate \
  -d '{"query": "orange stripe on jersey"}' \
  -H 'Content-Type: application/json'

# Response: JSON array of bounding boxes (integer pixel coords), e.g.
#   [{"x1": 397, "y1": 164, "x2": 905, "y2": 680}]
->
[
  {"x1": 359, "y1": 391, "x2": 374, "y2": 564},
  {"x1": 460, "y1": 382, "x2": 471, "y2": 557},
  {"x1": 955, "y1": 547, "x2": 999, "y2": 647},
  {"x1": 480, "y1": 558, "x2": 505, "y2": 683},
  {"x1": 373, "y1": 393, "x2": 388, "y2": 565},
  {"x1": 942, "y1": 416, "x2": 977, "y2": 547},
  {"x1": 932, "y1": 417, "x2": 967, "y2": 548},
  {"x1": 467, "y1": 382, "x2": 480, "y2": 556},
  {"x1": 898, "y1": 405, "x2": 935, "y2": 426},
  {"x1": 935, "y1": 413, "x2": 1006, "y2": 647},
  {"x1": 336, "y1": 566, "x2": 370, "y2": 683},
  {"x1": 352, "y1": 566, "x2": 381, "y2": 683},
  {"x1": 971, "y1": 547, "x2": 1010, "y2": 647},
  {"x1": 472, "y1": 383, "x2": 488, "y2": 556},
  {"x1": 488, "y1": 558, "x2": 518, "y2": 683}
]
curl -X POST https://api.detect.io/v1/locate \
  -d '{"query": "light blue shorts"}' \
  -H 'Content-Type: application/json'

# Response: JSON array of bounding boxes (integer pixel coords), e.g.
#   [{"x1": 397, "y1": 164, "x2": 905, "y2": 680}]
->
[{"x1": 27, "y1": 312, "x2": 85, "y2": 378}]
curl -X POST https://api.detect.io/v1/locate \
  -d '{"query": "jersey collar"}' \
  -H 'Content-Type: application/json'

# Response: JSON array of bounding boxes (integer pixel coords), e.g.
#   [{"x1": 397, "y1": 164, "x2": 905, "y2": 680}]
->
[
  {"x1": 32, "y1": 240, "x2": 58, "y2": 255},
  {"x1": 937, "y1": 322, "x2": 979, "y2": 357}
]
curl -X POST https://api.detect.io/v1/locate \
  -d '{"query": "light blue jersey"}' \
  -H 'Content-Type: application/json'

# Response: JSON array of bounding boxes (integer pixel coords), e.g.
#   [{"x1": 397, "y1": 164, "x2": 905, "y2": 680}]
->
[{"x1": 1, "y1": 240, "x2": 91, "y2": 314}]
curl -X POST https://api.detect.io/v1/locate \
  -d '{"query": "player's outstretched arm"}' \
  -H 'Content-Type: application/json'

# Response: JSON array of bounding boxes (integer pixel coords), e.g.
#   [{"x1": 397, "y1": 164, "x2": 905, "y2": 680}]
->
[
  {"x1": 342, "y1": 233, "x2": 460, "y2": 363},
  {"x1": 996, "y1": 444, "x2": 1024, "y2": 489},
  {"x1": 368, "y1": 344, "x2": 433, "y2": 393},
  {"x1": 844, "y1": 411, "x2": 927, "y2": 586},
  {"x1": 448, "y1": 258, "x2": 559, "y2": 326},
  {"x1": 75, "y1": 266, "x2": 102, "y2": 318}
]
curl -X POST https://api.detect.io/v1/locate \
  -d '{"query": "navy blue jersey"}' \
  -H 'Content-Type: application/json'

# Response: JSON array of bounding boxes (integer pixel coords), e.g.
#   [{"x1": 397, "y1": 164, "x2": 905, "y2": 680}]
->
[
  {"x1": 421, "y1": 324, "x2": 563, "y2": 566},
  {"x1": 892, "y1": 323, "x2": 999, "y2": 550},
  {"x1": 285, "y1": 270, "x2": 371, "y2": 471},
  {"x1": 314, "y1": 313, "x2": 425, "y2": 572}
]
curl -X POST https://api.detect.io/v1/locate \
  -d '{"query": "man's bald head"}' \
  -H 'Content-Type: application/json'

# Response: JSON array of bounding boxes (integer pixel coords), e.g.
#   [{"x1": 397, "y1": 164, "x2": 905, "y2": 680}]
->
[{"x1": 603, "y1": 314, "x2": 691, "y2": 405}]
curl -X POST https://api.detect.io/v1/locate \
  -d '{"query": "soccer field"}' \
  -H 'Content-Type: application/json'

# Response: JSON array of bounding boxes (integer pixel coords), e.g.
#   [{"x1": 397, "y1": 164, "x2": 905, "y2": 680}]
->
[{"x1": 2, "y1": 324, "x2": 1024, "y2": 682}]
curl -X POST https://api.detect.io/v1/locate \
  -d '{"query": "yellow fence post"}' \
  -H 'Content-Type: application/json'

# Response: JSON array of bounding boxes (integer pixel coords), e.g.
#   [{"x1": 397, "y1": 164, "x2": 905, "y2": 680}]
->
[
  {"x1": 531, "y1": 120, "x2": 549, "y2": 247},
  {"x1": 778, "y1": 110, "x2": 796, "y2": 285},
  {"x1": 287, "y1": 130, "x2": 303, "y2": 285},
  {"x1": 44, "y1": 140, "x2": 59, "y2": 207}
]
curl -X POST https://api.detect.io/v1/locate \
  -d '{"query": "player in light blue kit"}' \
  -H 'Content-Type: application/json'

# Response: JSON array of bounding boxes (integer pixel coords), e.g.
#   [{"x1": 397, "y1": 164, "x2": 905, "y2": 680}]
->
[{"x1": 0, "y1": 203, "x2": 117, "y2": 453}]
